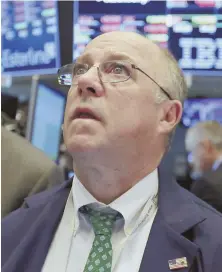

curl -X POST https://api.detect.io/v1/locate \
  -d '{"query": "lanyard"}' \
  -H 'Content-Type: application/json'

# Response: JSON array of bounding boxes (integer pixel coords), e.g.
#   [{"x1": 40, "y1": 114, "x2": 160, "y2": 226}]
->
[{"x1": 112, "y1": 193, "x2": 158, "y2": 271}]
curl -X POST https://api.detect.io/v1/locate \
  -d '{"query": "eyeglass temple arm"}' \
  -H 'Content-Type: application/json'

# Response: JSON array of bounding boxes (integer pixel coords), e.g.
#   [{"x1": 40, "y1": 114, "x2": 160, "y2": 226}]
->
[{"x1": 133, "y1": 65, "x2": 172, "y2": 100}]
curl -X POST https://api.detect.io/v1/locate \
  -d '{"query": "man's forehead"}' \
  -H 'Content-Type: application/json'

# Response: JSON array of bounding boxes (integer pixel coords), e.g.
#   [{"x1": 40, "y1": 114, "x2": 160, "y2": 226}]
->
[
  {"x1": 79, "y1": 31, "x2": 162, "y2": 66},
  {"x1": 77, "y1": 48, "x2": 137, "y2": 64},
  {"x1": 91, "y1": 32, "x2": 158, "y2": 51}
]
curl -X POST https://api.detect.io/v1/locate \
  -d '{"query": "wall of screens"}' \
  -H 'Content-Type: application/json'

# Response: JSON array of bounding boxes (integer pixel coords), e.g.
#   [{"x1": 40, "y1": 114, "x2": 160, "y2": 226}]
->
[
  {"x1": 73, "y1": 0, "x2": 168, "y2": 60},
  {"x1": 167, "y1": 0, "x2": 222, "y2": 75},
  {"x1": 1, "y1": 1, "x2": 60, "y2": 75},
  {"x1": 73, "y1": 0, "x2": 222, "y2": 75}
]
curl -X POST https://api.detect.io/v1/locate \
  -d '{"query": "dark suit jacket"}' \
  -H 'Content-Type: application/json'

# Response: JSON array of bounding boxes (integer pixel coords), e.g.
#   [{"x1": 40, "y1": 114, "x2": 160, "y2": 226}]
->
[
  {"x1": 191, "y1": 164, "x2": 222, "y2": 213},
  {"x1": 2, "y1": 166, "x2": 222, "y2": 272},
  {"x1": 1, "y1": 128, "x2": 64, "y2": 217}
]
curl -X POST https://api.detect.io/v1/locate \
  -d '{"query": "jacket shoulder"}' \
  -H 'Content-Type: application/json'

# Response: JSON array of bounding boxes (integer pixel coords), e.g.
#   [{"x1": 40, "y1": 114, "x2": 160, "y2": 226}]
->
[
  {"x1": 1, "y1": 181, "x2": 71, "y2": 267},
  {"x1": 2, "y1": 179, "x2": 71, "y2": 224}
]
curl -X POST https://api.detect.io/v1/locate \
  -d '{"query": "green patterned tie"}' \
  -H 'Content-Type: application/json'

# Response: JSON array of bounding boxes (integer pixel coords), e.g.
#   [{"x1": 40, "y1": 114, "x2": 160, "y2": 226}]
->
[{"x1": 80, "y1": 206, "x2": 119, "y2": 272}]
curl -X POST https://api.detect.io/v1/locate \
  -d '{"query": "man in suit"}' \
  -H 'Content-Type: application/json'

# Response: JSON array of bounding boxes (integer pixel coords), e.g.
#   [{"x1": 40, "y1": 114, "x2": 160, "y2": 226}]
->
[
  {"x1": 2, "y1": 32, "x2": 222, "y2": 272},
  {"x1": 185, "y1": 121, "x2": 222, "y2": 212},
  {"x1": 1, "y1": 127, "x2": 64, "y2": 217}
]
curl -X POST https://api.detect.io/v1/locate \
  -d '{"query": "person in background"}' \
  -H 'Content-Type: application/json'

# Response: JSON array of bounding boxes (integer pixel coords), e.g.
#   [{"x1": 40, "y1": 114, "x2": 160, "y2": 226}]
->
[
  {"x1": 2, "y1": 32, "x2": 222, "y2": 272},
  {"x1": 1, "y1": 127, "x2": 64, "y2": 217},
  {"x1": 185, "y1": 121, "x2": 222, "y2": 213}
]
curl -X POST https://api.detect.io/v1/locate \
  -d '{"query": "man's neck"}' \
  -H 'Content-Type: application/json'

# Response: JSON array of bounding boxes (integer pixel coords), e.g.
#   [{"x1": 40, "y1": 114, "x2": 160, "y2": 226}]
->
[{"x1": 72, "y1": 150, "x2": 163, "y2": 204}]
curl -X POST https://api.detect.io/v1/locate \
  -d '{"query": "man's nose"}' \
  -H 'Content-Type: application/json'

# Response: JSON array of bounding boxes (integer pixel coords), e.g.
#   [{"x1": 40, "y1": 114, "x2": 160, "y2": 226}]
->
[{"x1": 77, "y1": 67, "x2": 104, "y2": 97}]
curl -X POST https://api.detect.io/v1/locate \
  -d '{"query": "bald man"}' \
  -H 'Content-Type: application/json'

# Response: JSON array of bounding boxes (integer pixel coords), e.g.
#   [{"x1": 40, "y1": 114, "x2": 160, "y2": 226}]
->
[{"x1": 2, "y1": 32, "x2": 222, "y2": 272}]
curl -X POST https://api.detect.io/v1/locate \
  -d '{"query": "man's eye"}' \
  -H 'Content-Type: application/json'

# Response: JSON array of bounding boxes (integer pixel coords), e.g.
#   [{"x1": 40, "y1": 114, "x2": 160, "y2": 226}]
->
[
  {"x1": 105, "y1": 63, "x2": 126, "y2": 74},
  {"x1": 73, "y1": 66, "x2": 88, "y2": 76},
  {"x1": 112, "y1": 65, "x2": 124, "y2": 74}
]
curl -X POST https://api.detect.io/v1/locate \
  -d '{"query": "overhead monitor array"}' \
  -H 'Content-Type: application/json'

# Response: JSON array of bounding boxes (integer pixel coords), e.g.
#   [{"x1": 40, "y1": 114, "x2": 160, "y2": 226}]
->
[
  {"x1": 1, "y1": 0, "x2": 60, "y2": 75},
  {"x1": 73, "y1": 0, "x2": 222, "y2": 75},
  {"x1": 73, "y1": 0, "x2": 168, "y2": 60},
  {"x1": 1, "y1": 0, "x2": 222, "y2": 76},
  {"x1": 167, "y1": 0, "x2": 222, "y2": 75}
]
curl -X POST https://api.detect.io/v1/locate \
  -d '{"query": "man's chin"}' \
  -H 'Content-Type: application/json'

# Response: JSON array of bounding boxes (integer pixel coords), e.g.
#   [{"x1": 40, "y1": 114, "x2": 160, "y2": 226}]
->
[{"x1": 66, "y1": 136, "x2": 101, "y2": 153}]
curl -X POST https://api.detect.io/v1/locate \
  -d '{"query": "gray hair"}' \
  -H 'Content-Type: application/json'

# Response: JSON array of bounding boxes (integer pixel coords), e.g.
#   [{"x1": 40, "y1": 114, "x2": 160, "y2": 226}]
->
[
  {"x1": 153, "y1": 48, "x2": 188, "y2": 149},
  {"x1": 155, "y1": 48, "x2": 188, "y2": 104},
  {"x1": 185, "y1": 121, "x2": 222, "y2": 151}
]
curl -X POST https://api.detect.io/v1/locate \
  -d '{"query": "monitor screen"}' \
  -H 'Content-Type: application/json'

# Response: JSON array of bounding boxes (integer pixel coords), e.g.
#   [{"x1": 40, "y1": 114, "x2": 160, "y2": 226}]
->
[
  {"x1": 167, "y1": 0, "x2": 222, "y2": 75},
  {"x1": 1, "y1": 1, "x2": 60, "y2": 75},
  {"x1": 31, "y1": 84, "x2": 66, "y2": 161},
  {"x1": 73, "y1": 0, "x2": 168, "y2": 60},
  {"x1": 182, "y1": 98, "x2": 222, "y2": 127},
  {"x1": 72, "y1": 0, "x2": 222, "y2": 75}
]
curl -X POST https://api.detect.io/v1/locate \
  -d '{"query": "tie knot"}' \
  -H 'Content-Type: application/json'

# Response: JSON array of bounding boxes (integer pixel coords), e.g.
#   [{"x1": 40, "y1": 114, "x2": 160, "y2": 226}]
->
[{"x1": 80, "y1": 206, "x2": 119, "y2": 236}]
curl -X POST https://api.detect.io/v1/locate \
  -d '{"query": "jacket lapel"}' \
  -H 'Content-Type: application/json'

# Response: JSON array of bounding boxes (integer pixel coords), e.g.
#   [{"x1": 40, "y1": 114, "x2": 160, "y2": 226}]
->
[
  {"x1": 139, "y1": 165, "x2": 206, "y2": 272},
  {"x1": 2, "y1": 183, "x2": 71, "y2": 272},
  {"x1": 139, "y1": 212, "x2": 204, "y2": 272}
]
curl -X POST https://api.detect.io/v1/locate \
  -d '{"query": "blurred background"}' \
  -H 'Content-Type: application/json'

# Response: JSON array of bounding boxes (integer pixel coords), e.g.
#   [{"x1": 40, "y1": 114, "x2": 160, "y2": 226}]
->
[{"x1": 1, "y1": 0, "x2": 222, "y2": 187}]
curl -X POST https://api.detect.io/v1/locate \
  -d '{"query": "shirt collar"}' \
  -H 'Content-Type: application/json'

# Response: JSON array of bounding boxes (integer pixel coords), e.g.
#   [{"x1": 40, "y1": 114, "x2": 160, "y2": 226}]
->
[
  {"x1": 212, "y1": 154, "x2": 222, "y2": 171},
  {"x1": 72, "y1": 169, "x2": 158, "y2": 236}
]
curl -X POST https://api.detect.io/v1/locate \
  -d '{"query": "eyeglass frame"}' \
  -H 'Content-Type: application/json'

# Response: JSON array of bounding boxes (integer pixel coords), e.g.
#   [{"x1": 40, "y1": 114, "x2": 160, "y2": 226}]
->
[{"x1": 58, "y1": 61, "x2": 172, "y2": 100}]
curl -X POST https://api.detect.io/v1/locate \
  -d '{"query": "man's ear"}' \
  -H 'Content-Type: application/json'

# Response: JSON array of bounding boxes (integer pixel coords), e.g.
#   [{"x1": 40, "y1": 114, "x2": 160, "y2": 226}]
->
[{"x1": 158, "y1": 100, "x2": 183, "y2": 135}]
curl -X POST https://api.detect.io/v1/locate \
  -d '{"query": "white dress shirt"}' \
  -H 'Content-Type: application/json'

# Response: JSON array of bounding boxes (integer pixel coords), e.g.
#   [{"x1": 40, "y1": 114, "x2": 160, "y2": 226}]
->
[
  {"x1": 212, "y1": 155, "x2": 222, "y2": 171},
  {"x1": 42, "y1": 169, "x2": 158, "y2": 272}
]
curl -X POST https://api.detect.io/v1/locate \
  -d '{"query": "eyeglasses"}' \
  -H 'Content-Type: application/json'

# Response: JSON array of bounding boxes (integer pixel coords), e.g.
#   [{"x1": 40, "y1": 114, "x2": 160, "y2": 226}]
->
[{"x1": 57, "y1": 60, "x2": 172, "y2": 100}]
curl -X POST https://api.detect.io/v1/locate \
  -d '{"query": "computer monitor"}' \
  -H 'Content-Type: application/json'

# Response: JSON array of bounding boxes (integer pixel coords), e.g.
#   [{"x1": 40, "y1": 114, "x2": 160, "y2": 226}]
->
[
  {"x1": 73, "y1": 0, "x2": 168, "y2": 60},
  {"x1": 1, "y1": 1, "x2": 73, "y2": 75},
  {"x1": 30, "y1": 84, "x2": 66, "y2": 161},
  {"x1": 182, "y1": 98, "x2": 222, "y2": 127},
  {"x1": 1, "y1": 1, "x2": 60, "y2": 75},
  {"x1": 167, "y1": 0, "x2": 222, "y2": 75},
  {"x1": 72, "y1": 0, "x2": 222, "y2": 75}
]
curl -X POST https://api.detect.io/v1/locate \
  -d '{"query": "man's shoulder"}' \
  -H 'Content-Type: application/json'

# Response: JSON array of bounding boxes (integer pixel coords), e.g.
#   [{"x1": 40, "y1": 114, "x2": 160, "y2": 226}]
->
[{"x1": 2, "y1": 179, "x2": 72, "y2": 225}]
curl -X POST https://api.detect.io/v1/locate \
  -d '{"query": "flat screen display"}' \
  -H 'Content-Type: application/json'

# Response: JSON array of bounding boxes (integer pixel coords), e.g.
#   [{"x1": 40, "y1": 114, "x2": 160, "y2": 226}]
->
[
  {"x1": 31, "y1": 84, "x2": 66, "y2": 161},
  {"x1": 167, "y1": 0, "x2": 222, "y2": 75},
  {"x1": 182, "y1": 98, "x2": 222, "y2": 127},
  {"x1": 73, "y1": 0, "x2": 168, "y2": 60},
  {"x1": 72, "y1": 0, "x2": 222, "y2": 75},
  {"x1": 1, "y1": 1, "x2": 60, "y2": 75}
]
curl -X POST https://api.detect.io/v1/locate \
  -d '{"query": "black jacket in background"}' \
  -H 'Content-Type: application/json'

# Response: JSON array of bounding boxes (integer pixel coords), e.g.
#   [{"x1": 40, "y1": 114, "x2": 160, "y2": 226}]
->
[{"x1": 191, "y1": 164, "x2": 222, "y2": 213}]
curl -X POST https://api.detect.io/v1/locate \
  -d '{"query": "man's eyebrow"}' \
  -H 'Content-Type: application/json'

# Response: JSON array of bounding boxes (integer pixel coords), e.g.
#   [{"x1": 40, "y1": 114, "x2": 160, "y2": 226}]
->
[{"x1": 76, "y1": 53, "x2": 93, "y2": 63}]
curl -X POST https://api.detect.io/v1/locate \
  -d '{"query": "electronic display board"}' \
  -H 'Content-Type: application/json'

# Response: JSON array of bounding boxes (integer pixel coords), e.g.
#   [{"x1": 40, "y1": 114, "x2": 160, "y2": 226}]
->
[
  {"x1": 73, "y1": 0, "x2": 168, "y2": 60},
  {"x1": 1, "y1": 1, "x2": 60, "y2": 75},
  {"x1": 167, "y1": 0, "x2": 222, "y2": 75}
]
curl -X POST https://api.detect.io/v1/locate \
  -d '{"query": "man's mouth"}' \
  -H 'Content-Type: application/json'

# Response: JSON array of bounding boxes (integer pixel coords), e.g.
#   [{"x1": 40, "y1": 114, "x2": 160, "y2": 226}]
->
[
  {"x1": 73, "y1": 108, "x2": 100, "y2": 121},
  {"x1": 76, "y1": 112, "x2": 97, "y2": 119}
]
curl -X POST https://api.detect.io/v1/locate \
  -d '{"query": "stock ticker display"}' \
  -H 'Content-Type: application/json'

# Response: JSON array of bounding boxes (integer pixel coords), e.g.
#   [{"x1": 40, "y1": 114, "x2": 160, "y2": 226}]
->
[
  {"x1": 1, "y1": 1, "x2": 60, "y2": 75},
  {"x1": 1, "y1": 0, "x2": 222, "y2": 75},
  {"x1": 73, "y1": 0, "x2": 222, "y2": 75},
  {"x1": 167, "y1": 0, "x2": 222, "y2": 75},
  {"x1": 73, "y1": 0, "x2": 168, "y2": 60}
]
